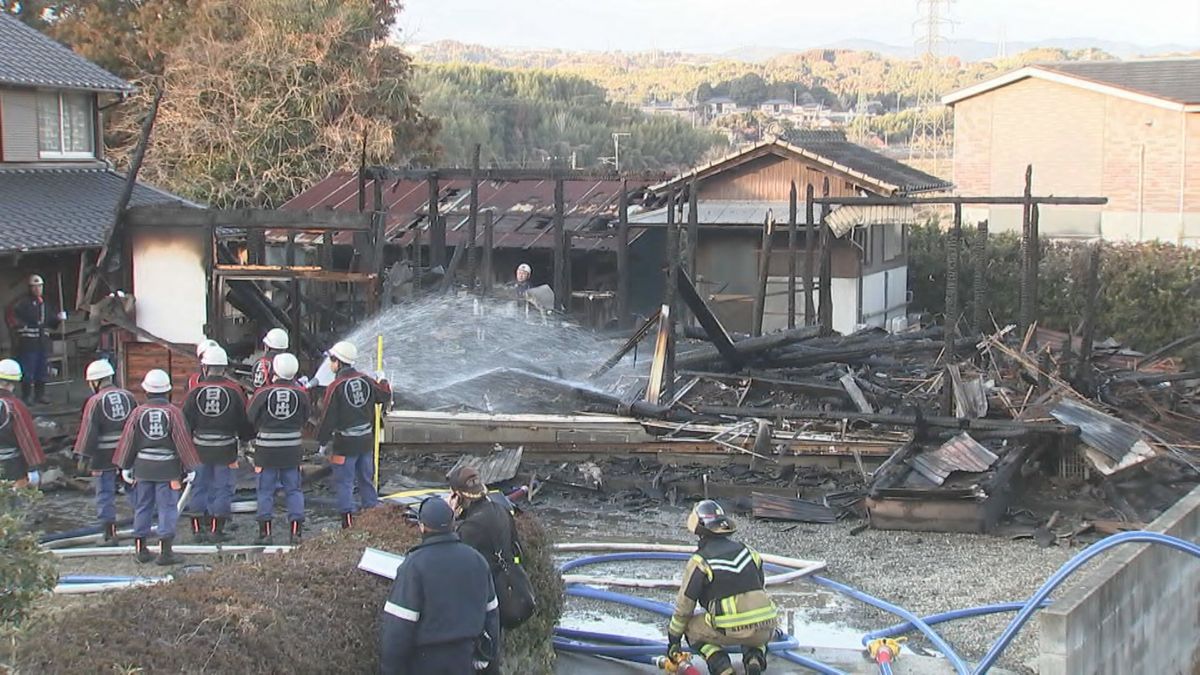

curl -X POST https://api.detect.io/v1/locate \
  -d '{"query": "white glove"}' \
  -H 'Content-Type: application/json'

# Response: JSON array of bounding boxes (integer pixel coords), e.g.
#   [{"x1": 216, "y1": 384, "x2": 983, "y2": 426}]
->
[
  {"x1": 297, "y1": 375, "x2": 310, "y2": 388},
  {"x1": 56, "y1": 311, "x2": 67, "y2": 321},
  {"x1": 26, "y1": 470, "x2": 40, "y2": 487},
  {"x1": 121, "y1": 469, "x2": 135, "y2": 484},
  {"x1": 375, "y1": 370, "x2": 386, "y2": 382},
  {"x1": 184, "y1": 471, "x2": 197, "y2": 484},
  {"x1": 318, "y1": 444, "x2": 330, "y2": 458}
]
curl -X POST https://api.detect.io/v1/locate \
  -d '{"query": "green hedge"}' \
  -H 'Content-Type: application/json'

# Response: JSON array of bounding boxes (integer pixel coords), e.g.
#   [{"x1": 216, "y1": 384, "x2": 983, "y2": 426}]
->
[{"x1": 908, "y1": 222, "x2": 1200, "y2": 351}]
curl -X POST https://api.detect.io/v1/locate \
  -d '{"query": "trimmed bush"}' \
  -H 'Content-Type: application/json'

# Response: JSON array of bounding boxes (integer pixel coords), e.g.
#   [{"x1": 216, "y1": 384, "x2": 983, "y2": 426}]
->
[
  {"x1": 909, "y1": 222, "x2": 1200, "y2": 352},
  {"x1": 13, "y1": 506, "x2": 561, "y2": 674},
  {"x1": 0, "y1": 483, "x2": 57, "y2": 630}
]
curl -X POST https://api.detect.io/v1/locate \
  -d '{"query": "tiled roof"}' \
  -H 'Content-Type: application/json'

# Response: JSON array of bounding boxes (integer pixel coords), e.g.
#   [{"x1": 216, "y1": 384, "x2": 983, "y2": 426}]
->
[
  {"x1": 0, "y1": 167, "x2": 188, "y2": 253},
  {"x1": 1039, "y1": 59, "x2": 1200, "y2": 105},
  {"x1": 0, "y1": 13, "x2": 133, "y2": 93}
]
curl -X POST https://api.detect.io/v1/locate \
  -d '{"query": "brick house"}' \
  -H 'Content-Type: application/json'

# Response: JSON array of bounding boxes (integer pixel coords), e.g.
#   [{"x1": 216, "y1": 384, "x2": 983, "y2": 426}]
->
[{"x1": 943, "y1": 59, "x2": 1200, "y2": 243}]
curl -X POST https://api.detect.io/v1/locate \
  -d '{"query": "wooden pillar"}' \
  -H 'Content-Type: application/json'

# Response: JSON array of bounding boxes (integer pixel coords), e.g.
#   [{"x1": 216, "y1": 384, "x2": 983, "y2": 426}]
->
[
  {"x1": 371, "y1": 177, "x2": 386, "y2": 314},
  {"x1": 818, "y1": 178, "x2": 833, "y2": 334},
  {"x1": 482, "y1": 210, "x2": 494, "y2": 297},
  {"x1": 412, "y1": 223, "x2": 424, "y2": 293},
  {"x1": 1018, "y1": 165, "x2": 1033, "y2": 339},
  {"x1": 616, "y1": 182, "x2": 631, "y2": 329},
  {"x1": 752, "y1": 213, "x2": 774, "y2": 337},
  {"x1": 1029, "y1": 202, "x2": 1040, "y2": 345},
  {"x1": 804, "y1": 183, "x2": 816, "y2": 326},
  {"x1": 663, "y1": 190, "x2": 679, "y2": 399},
  {"x1": 686, "y1": 177, "x2": 700, "y2": 327},
  {"x1": 944, "y1": 203, "x2": 963, "y2": 359},
  {"x1": 428, "y1": 173, "x2": 445, "y2": 268},
  {"x1": 321, "y1": 230, "x2": 333, "y2": 333},
  {"x1": 563, "y1": 230, "x2": 573, "y2": 312},
  {"x1": 1074, "y1": 243, "x2": 1102, "y2": 392},
  {"x1": 972, "y1": 219, "x2": 988, "y2": 334},
  {"x1": 553, "y1": 178, "x2": 566, "y2": 310},
  {"x1": 787, "y1": 181, "x2": 798, "y2": 329},
  {"x1": 467, "y1": 144, "x2": 480, "y2": 291}
]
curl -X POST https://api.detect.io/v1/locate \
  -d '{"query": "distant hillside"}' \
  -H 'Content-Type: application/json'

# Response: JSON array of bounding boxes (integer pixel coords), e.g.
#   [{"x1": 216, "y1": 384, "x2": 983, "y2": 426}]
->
[{"x1": 818, "y1": 37, "x2": 1200, "y2": 61}]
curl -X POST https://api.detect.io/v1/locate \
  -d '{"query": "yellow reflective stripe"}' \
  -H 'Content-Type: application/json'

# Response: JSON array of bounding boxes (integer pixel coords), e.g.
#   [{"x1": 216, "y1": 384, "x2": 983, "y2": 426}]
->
[
  {"x1": 691, "y1": 554, "x2": 713, "y2": 581},
  {"x1": 710, "y1": 606, "x2": 778, "y2": 628},
  {"x1": 699, "y1": 644, "x2": 722, "y2": 657},
  {"x1": 751, "y1": 550, "x2": 762, "y2": 567},
  {"x1": 668, "y1": 616, "x2": 688, "y2": 635}
]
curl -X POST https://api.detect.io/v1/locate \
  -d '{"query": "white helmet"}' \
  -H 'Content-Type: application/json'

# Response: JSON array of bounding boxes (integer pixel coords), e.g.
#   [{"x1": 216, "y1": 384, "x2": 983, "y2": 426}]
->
[
  {"x1": 328, "y1": 341, "x2": 358, "y2": 365},
  {"x1": 273, "y1": 353, "x2": 299, "y2": 380},
  {"x1": 27, "y1": 274, "x2": 44, "y2": 286},
  {"x1": 517, "y1": 263, "x2": 531, "y2": 273},
  {"x1": 141, "y1": 369, "x2": 172, "y2": 394},
  {"x1": 201, "y1": 345, "x2": 229, "y2": 366},
  {"x1": 263, "y1": 328, "x2": 289, "y2": 350},
  {"x1": 196, "y1": 338, "x2": 219, "y2": 359},
  {"x1": 85, "y1": 359, "x2": 115, "y2": 382},
  {"x1": 0, "y1": 359, "x2": 21, "y2": 382}
]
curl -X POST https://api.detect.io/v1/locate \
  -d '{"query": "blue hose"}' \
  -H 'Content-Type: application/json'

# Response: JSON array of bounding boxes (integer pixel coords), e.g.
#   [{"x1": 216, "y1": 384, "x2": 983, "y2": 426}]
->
[
  {"x1": 810, "y1": 575, "x2": 971, "y2": 675},
  {"x1": 59, "y1": 574, "x2": 151, "y2": 584},
  {"x1": 974, "y1": 531, "x2": 1200, "y2": 673},
  {"x1": 863, "y1": 600, "x2": 1052, "y2": 641},
  {"x1": 38, "y1": 518, "x2": 133, "y2": 544},
  {"x1": 880, "y1": 661, "x2": 894, "y2": 675},
  {"x1": 560, "y1": 551, "x2": 790, "y2": 575}
]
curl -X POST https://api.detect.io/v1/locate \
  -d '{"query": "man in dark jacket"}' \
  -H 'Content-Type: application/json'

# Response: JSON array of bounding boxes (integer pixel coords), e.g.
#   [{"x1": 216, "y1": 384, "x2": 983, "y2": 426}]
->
[
  {"x1": 252, "y1": 328, "x2": 289, "y2": 392},
  {"x1": 11, "y1": 274, "x2": 65, "y2": 404},
  {"x1": 0, "y1": 358, "x2": 45, "y2": 487},
  {"x1": 247, "y1": 352, "x2": 310, "y2": 544},
  {"x1": 380, "y1": 497, "x2": 500, "y2": 675},
  {"x1": 315, "y1": 340, "x2": 390, "y2": 528},
  {"x1": 447, "y1": 466, "x2": 519, "y2": 675},
  {"x1": 113, "y1": 369, "x2": 202, "y2": 566},
  {"x1": 182, "y1": 346, "x2": 250, "y2": 543},
  {"x1": 73, "y1": 358, "x2": 136, "y2": 544}
]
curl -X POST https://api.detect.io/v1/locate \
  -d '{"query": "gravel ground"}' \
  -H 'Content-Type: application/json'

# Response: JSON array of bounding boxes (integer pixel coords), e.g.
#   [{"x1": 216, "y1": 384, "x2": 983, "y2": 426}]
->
[{"x1": 541, "y1": 496, "x2": 1081, "y2": 673}]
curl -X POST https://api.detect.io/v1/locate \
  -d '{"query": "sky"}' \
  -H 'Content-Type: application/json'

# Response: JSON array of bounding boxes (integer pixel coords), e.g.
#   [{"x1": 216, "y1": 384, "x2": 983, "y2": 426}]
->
[{"x1": 395, "y1": 0, "x2": 1200, "y2": 53}]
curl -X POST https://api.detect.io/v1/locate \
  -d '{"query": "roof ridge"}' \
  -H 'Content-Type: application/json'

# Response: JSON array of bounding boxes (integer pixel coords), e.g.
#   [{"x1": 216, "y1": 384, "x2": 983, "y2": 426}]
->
[{"x1": 0, "y1": 12, "x2": 133, "y2": 93}]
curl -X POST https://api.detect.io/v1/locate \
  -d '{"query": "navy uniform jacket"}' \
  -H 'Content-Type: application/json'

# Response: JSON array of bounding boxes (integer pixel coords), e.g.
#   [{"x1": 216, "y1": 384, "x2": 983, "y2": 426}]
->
[
  {"x1": 0, "y1": 389, "x2": 45, "y2": 481},
  {"x1": 113, "y1": 396, "x2": 202, "y2": 482},
  {"x1": 379, "y1": 532, "x2": 499, "y2": 675},
  {"x1": 247, "y1": 381, "x2": 310, "y2": 468},
  {"x1": 315, "y1": 368, "x2": 390, "y2": 456},
  {"x1": 73, "y1": 385, "x2": 136, "y2": 471},
  {"x1": 182, "y1": 375, "x2": 251, "y2": 465},
  {"x1": 11, "y1": 294, "x2": 60, "y2": 351}
]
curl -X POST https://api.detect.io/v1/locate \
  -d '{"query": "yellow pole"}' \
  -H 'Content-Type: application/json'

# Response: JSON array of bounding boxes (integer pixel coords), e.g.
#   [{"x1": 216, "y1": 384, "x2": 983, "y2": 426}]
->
[{"x1": 373, "y1": 334, "x2": 383, "y2": 490}]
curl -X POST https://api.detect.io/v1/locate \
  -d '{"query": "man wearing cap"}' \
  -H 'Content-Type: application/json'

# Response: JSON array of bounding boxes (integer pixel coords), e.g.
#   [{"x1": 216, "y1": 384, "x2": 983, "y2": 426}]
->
[
  {"x1": 380, "y1": 497, "x2": 500, "y2": 675},
  {"x1": 182, "y1": 346, "x2": 250, "y2": 543},
  {"x1": 74, "y1": 358, "x2": 136, "y2": 544},
  {"x1": 253, "y1": 328, "x2": 289, "y2": 392},
  {"x1": 247, "y1": 352, "x2": 310, "y2": 544},
  {"x1": 10, "y1": 274, "x2": 66, "y2": 405},
  {"x1": 447, "y1": 466, "x2": 521, "y2": 675},
  {"x1": 315, "y1": 340, "x2": 391, "y2": 529},
  {"x1": 0, "y1": 359, "x2": 45, "y2": 488},
  {"x1": 113, "y1": 369, "x2": 202, "y2": 566}
]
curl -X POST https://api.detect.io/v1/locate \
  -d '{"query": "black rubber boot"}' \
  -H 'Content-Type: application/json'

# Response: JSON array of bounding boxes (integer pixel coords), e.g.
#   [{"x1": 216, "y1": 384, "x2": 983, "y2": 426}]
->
[
  {"x1": 134, "y1": 537, "x2": 154, "y2": 564},
  {"x1": 102, "y1": 522, "x2": 118, "y2": 546},
  {"x1": 744, "y1": 648, "x2": 767, "y2": 675},
  {"x1": 190, "y1": 516, "x2": 209, "y2": 543},
  {"x1": 256, "y1": 520, "x2": 273, "y2": 544},
  {"x1": 155, "y1": 536, "x2": 183, "y2": 566},
  {"x1": 289, "y1": 520, "x2": 302, "y2": 545},
  {"x1": 341, "y1": 512, "x2": 354, "y2": 529},
  {"x1": 34, "y1": 380, "x2": 49, "y2": 405},
  {"x1": 20, "y1": 380, "x2": 31, "y2": 405},
  {"x1": 210, "y1": 516, "x2": 230, "y2": 543},
  {"x1": 704, "y1": 650, "x2": 735, "y2": 675}
]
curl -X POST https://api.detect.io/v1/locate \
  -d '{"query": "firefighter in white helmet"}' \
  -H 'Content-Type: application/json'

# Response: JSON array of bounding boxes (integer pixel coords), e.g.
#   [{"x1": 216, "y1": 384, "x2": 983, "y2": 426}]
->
[
  {"x1": 187, "y1": 339, "x2": 221, "y2": 392},
  {"x1": 247, "y1": 352, "x2": 310, "y2": 543},
  {"x1": 113, "y1": 369, "x2": 201, "y2": 565},
  {"x1": 0, "y1": 359, "x2": 45, "y2": 487},
  {"x1": 182, "y1": 346, "x2": 250, "y2": 543},
  {"x1": 9, "y1": 274, "x2": 66, "y2": 405},
  {"x1": 73, "y1": 358, "x2": 136, "y2": 544},
  {"x1": 252, "y1": 328, "x2": 290, "y2": 392},
  {"x1": 315, "y1": 341, "x2": 391, "y2": 528}
]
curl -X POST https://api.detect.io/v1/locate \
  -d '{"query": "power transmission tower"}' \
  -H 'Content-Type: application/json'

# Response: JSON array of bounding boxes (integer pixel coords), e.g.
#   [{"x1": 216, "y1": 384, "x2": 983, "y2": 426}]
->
[{"x1": 908, "y1": 0, "x2": 954, "y2": 176}]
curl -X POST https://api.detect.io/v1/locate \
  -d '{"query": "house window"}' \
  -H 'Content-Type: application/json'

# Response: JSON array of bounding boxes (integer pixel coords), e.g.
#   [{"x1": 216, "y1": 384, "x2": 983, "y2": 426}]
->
[{"x1": 37, "y1": 92, "x2": 94, "y2": 159}]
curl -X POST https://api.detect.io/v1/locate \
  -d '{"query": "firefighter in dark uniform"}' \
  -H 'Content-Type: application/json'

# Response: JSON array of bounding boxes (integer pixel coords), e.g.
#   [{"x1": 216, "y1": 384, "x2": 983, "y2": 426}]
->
[
  {"x1": 315, "y1": 340, "x2": 390, "y2": 528},
  {"x1": 113, "y1": 369, "x2": 202, "y2": 566},
  {"x1": 252, "y1": 328, "x2": 289, "y2": 392},
  {"x1": 666, "y1": 500, "x2": 778, "y2": 675},
  {"x1": 247, "y1": 352, "x2": 310, "y2": 544},
  {"x1": 187, "y1": 339, "x2": 220, "y2": 392},
  {"x1": 73, "y1": 358, "x2": 136, "y2": 544},
  {"x1": 380, "y1": 497, "x2": 500, "y2": 675},
  {"x1": 182, "y1": 346, "x2": 250, "y2": 543},
  {"x1": 11, "y1": 274, "x2": 66, "y2": 404},
  {"x1": 0, "y1": 359, "x2": 45, "y2": 487},
  {"x1": 447, "y1": 465, "x2": 520, "y2": 675}
]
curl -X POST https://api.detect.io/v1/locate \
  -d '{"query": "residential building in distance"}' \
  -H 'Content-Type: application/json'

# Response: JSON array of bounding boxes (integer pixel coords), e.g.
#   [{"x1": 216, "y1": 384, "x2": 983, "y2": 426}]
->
[{"x1": 944, "y1": 59, "x2": 1200, "y2": 243}]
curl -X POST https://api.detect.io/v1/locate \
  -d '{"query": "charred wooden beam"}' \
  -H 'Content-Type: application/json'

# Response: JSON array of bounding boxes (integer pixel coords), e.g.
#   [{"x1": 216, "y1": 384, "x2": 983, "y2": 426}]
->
[
  {"x1": 126, "y1": 208, "x2": 378, "y2": 230},
  {"x1": 787, "y1": 181, "x2": 798, "y2": 329},
  {"x1": 467, "y1": 144, "x2": 481, "y2": 290},
  {"x1": 428, "y1": 174, "x2": 446, "y2": 268},
  {"x1": 680, "y1": 370, "x2": 849, "y2": 400},
  {"x1": 590, "y1": 308, "x2": 661, "y2": 379},
  {"x1": 616, "y1": 181, "x2": 631, "y2": 329},
  {"x1": 818, "y1": 178, "x2": 833, "y2": 334},
  {"x1": 553, "y1": 178, "x2": 567, "y2": 310},
  {"x1": 804, "y1": 183, "x2": 816, "y2": 326},
  {"x1": 690, "y1": 405, "x2": 1080, "y2": 436},
  {"x1": 973, "y1": 218, "x2": 988, "y2": 334},
  {"x1": 366, "y1": 166, "x2": 671, "y2": 182},
  {"x1": 675, "y1": 325, "x2": 822, "y2": 370},
  {"x1": 677, "y1": 269, "x2": 741, "y2": 368},
  {"x1": 751, "y1": 212, "x2": 774, "y2": 337},
  {"x1": 481, "y1": 210, "x2": 495, "y2": 296},
  {"x1": 663, "y1": 190, "x2": 680, "y2": 399},
  {"x1": 1018, "y1": 165, "x2": 1034, "y2": 339}
]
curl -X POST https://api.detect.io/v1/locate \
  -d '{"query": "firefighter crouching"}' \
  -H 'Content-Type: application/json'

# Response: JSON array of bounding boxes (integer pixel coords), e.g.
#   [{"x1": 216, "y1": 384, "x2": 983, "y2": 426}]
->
[
  {"x1": 182, "y1": 346, "x2": 250, "y2": 543},
  {"x1": 113, "y1": 369, "x2": 202, "y2": 566},
  {"x1": 0, "y1": 359, "x2": 46, "y2": 487},
  {"x1": 666, "y1": 500, "x2": 777, "y2": 675},
  {"x1": 73, "y1": 359, "x2": 136, "y2": 544},
  {"x1": 315, "y1": 340, "x2": 390, "y2": 529},
  {"x1": 247, "y1": 353, "x2": 310, "y2": 544}
]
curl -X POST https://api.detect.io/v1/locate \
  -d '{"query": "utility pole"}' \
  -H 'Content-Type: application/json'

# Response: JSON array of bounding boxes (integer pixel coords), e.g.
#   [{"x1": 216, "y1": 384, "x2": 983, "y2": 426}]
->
[{"x1": 611, "y1": 132, "x2": 631, "y2": 172}]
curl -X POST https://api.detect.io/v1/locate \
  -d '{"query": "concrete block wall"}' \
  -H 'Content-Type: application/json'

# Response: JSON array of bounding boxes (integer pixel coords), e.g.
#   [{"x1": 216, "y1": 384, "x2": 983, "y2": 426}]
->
[{"x1": 1039, "y1": 484, "x2": 1200, "y2": 674}]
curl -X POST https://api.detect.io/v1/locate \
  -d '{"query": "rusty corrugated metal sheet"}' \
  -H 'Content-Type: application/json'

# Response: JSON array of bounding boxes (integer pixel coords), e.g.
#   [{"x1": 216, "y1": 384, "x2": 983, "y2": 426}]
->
[
  {"x1": 447, "y1": 446, "x2": 524, "y2": 486},
  {"x1": 279, "y1": 172, "x2": 655, "y2": 253},
  {"x1": 1049, "y1": 398, "x2": 1141, "y2": 461},
  {"x1": 906, "y1": 432, "x2": 999, "y2": 486}
]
